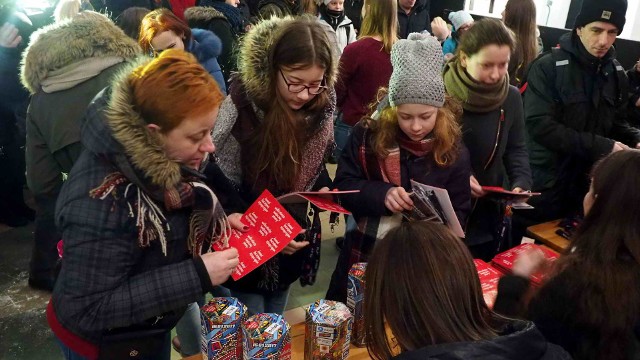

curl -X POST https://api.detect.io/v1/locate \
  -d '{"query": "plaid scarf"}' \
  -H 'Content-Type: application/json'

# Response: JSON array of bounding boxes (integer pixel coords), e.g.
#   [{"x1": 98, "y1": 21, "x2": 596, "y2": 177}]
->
[
  {"x1": 379, "y1": 132, "x2": 435, "y2": 186},
  {"x1": 89, "y1": 154, "x2": 230, "y2": 257}
]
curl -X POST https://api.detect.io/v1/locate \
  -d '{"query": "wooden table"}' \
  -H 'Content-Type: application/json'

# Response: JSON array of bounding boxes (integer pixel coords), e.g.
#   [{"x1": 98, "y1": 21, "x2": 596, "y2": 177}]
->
[
  {"x1": 526, "y1": 219, "x2": 570, "y2": 253},
  {"x1": 184, "y1": 322, "x2": 371, "y2": 359}
]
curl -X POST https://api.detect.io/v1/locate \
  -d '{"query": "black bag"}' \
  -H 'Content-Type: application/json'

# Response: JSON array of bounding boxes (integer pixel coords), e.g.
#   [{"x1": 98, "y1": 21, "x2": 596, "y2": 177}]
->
[{"x1": 98, "y1": 328, "x2": 168, "y2": 360}]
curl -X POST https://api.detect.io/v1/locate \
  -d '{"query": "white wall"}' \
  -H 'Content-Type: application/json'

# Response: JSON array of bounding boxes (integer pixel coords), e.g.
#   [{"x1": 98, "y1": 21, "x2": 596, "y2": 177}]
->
[{"x1": 465, "y1": 0, "x2": 640, "y2": 40}]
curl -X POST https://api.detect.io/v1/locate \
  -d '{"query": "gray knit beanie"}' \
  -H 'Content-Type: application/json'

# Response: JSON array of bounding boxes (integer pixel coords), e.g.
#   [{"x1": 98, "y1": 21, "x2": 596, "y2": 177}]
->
[
  {"x1": 448, "y1": 10, "x2": 474, "y2": 31},
  {"x1": 389, "y1": 32, "x2": 445, "y2": 108},
  {"x1": 574, "y1": 0, "x2": 627, "y2": 32}
]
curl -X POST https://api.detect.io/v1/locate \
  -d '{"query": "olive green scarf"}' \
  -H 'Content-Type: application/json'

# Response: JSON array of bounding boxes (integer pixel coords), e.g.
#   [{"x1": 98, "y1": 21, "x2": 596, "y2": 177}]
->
[{"x1": 443, "y1": 57, "x2": 509, "y2": 113}]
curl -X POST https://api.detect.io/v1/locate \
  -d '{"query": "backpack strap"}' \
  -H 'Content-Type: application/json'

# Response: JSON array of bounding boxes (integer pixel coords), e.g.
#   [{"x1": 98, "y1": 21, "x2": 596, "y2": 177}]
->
[
  {"x1": 549, "y1": 47, "x2": 570, "y2": 103},
  {"x1": 612, "y1": 58, "x2": 629, "y2": 104}
]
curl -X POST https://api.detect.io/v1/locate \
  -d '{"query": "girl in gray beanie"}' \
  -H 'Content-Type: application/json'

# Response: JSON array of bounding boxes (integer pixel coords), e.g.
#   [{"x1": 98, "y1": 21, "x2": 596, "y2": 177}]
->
[{"x1": 326, "y1": 32, "x2": 472, "y2": 302}]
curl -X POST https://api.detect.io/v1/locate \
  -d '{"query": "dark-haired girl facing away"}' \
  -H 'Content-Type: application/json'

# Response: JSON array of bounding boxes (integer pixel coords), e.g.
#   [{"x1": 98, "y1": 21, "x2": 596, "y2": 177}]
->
[
  {"x1": 443, "y1": 18, "x2": 532, "y2": 260},
  {"x1": 364, "y1": 221, "x2": 571, "y2": 360},
  {"x1": 212, "y1": 16, "x2": 337, "y2": 315},
  {"x1": 495, "y1": 149, "x2": 640, "y2": 360}
]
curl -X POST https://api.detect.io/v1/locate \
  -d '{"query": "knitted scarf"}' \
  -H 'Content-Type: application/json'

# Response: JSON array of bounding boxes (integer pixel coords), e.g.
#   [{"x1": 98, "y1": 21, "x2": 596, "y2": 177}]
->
[
  {"x1": 443, "y1": 57, "x2": 509, "y2": 113},
  {"x1": 89, "y1": 153, "x2": 230, "y2": 257},
  {"x1": 379, "y1": 132, "x2": 435, "y2": 186},
  {"x1": 210, "y1": 1, "x2": 247, "y2": 35}
]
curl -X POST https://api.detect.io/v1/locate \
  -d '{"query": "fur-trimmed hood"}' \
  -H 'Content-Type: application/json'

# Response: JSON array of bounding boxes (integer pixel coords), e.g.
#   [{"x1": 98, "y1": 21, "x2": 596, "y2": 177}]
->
[
  {"x1": 237, "y1": 15, "x2": 338, "y2": 108},
  {"x1": 82, "y1": 59, "x2": 181, "y2": 189},
  {"x1": 184, "y1": 6, "x2": 227, "y2": 24},
  {"x1": 20, "y1": 13, "x2": 140, "y2": 94}
]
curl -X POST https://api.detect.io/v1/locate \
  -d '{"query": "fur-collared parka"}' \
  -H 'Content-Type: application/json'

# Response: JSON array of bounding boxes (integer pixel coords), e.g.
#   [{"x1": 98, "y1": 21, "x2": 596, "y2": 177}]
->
[
  {"x1": 184, "y1": 6, "x2": 236, "y2": 87},
  {"x1": 51, "y1": 60, "x2": 216, "y2": 345},
  {"x1": 213, "y1": 16, "x2": 338, "y2": 293},
  {"x1": 20, "y1": 13, "x2": 140, "y2": 198}
]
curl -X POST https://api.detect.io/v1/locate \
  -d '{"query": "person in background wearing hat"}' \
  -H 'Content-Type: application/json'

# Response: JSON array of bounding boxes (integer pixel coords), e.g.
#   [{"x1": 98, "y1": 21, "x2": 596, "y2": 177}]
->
[
  {"x1": 315, "y1": 0, "x2": 356, "y2": 53},
  {"x1": 397, "y1": 0, "x2": 431, "y2": 39},
  {"x1": 442, "y1": 10, "x2": 474, "y2": 61},
  {"x1": 326, "y1": 33, "x2": 472, "y2": 303},
  {"x1": 513, "y1": 0, "x2": 640, "y2": 241},
  {"x1": 443, "y1": 18, "x2": 532, "y2": 261}
]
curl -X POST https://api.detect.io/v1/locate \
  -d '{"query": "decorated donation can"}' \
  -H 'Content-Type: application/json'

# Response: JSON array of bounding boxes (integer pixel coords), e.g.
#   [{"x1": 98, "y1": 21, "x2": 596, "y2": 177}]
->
[
  {"x1": 242, "y1": 313, "x2": 291, "y2": 359},
  {"x1": 346, "y1": 263, "x2": 366, "y2": 346},
  {"x1": 304, "y1": 299, "x2": 353, "y2": 359},
  {"x1": 201, "y1": 297, "x2": 248, "y2": 360}
]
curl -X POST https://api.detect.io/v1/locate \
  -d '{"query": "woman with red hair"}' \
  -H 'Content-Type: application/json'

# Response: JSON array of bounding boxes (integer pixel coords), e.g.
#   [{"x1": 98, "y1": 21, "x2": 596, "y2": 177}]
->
[
  {"x1": 48, "y1": 50, "x2": 241, "y2": 360},
  {"x1": 139, "y1": 8, "x2": 226, "y2": 94}
]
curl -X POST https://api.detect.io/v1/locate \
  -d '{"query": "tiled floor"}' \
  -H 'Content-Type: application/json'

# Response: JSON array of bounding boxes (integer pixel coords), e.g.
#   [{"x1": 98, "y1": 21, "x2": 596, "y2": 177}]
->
[{"x1": 0, "y1": 165, "x2": 345, "y2": 359}]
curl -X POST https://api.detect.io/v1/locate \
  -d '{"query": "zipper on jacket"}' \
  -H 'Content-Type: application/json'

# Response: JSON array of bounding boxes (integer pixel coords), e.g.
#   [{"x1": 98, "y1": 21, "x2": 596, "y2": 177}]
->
[{"x1": 483, "y1": 108, "x2": 505, "y2": 171}]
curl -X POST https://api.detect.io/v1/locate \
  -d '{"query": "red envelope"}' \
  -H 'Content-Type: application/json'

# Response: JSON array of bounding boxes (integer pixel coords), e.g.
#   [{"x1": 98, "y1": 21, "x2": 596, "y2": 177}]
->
[{"x1": 213, "y1": 190, "x2": 303, "y2": 280}]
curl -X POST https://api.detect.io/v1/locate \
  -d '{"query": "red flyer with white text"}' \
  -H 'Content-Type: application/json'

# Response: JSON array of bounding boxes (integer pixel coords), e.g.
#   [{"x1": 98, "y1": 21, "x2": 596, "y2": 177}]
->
[
  {"x1": 213, "y1": 190, "x2": 303, "y2": 280},
  {"x1": 473, "y1": 259, "x2": 505, "y2": 308},
  {"x1": 491, "y1": 244, "x2": 558, "y2": 287}
]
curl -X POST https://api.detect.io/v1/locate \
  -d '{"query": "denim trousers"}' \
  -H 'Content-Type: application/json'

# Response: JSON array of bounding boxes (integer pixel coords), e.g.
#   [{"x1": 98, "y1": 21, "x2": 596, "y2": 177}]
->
[
  {"x1": 229, "y1": 287, "x2": 290, "y2": 315},
  {"x1": 175, "y1": 286, "x2": 232, "y2": 356}
]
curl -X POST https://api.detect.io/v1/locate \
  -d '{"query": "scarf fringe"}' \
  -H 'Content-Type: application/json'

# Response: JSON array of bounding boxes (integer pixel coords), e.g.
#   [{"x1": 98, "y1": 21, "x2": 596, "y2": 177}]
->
[
  {"x1": 189, "y1": 182, "x2": 231, "y2": 257},
  {"x1": 90, "y1": 172, "x2": 229, "y2": 257}
]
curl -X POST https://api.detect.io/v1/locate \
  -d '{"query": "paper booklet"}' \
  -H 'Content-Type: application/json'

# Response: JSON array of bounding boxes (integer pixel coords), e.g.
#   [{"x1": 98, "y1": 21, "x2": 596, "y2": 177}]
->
[
  {"x1": 276, "y1": 190, "x2": 359, "y2": 215},
  {"x1": 481, "y1": 186, "x2": 541, "y2": 197},
  {"x1": 481, "y1": 186, "x2": 540, "y2": 210},
  {"x1": 213, "y1": 190, "x2": 303, "y2": 280},
  {"x1": 402, "y1": 180, "x2": 465, "y2": 238}
]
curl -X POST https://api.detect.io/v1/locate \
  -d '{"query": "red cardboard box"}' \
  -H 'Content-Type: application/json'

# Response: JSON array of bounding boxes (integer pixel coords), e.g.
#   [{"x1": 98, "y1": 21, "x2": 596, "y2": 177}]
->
[{"x1": 491, "y1": 244, "x2": 558, "y2": 286}]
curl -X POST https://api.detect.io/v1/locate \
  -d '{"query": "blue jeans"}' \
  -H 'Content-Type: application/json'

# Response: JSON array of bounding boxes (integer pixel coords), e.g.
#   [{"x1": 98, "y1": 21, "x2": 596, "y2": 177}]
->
[
  {"x1": 333, "y1": 115, "x2": 353, "y2": 160},
  {"x1": 230, "y1": 288, "x2": 290, "y2": 315},
  {"x1": 54, "y1": 332, "x2": 171, "y2": 360},
  {"x1": 175, "y1": 286, "x2": 231, "y2": 356}
]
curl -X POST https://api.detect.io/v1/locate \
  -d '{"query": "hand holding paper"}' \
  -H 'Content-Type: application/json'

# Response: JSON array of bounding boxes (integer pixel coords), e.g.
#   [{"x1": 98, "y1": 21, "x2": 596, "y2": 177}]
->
[{"x1": 201, "y1": 248, "x2": 240, "y2": 285}]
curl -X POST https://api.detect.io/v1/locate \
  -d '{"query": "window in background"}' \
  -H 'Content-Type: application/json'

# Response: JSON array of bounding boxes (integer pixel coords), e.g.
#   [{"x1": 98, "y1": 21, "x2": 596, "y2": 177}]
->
[{"x1": 465, "y1": 0, "x2": 640, "y2": 40}]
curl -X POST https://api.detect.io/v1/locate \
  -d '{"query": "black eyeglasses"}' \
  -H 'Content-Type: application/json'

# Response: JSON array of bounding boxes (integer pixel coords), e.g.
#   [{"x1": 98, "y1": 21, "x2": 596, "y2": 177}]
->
[{"x1": 279, "y1": 70, "x2": 328, "y2": 95}]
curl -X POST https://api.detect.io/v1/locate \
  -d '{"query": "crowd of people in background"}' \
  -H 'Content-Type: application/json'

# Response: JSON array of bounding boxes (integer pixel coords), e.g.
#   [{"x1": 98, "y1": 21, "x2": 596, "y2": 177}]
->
[{"x1": 1, "y1": 0, "x2": 640, "y2": 358}]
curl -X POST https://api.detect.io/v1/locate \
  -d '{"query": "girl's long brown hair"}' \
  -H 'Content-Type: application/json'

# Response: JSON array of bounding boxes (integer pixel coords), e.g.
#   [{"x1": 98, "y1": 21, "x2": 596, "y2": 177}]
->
[
  {"x1": 364, "y1": 222, "x2": 501, "y2": 360},
  {"x1": 365, "y1": 89, "x2": 463, "y2": 166},
  {"x1": 503, "y1": 0, "x2": 538, "y2": 86},
  {"x1": 242, "y1": 18, "x2": 334, "y2": 192},
  {"x1": 358, "y1": 0, "x2": 398, "y2": 53},
  {"x1": 549, "y1": 150, "x2": 640, "y2": 359}
]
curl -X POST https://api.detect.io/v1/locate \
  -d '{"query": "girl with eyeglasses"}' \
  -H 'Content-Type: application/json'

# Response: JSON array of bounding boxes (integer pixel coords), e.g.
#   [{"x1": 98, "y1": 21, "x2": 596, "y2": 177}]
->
[
  {"x1": 138, "y1": 8, "x2": 226, "y2": 94},
  {"x1": 211, "y1": 16, "x2": 337, "y2": 315}
]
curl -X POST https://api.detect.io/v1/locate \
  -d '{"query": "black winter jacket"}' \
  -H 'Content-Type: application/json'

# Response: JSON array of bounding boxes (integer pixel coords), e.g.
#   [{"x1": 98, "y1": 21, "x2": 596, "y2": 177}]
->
[
  {"x1": 393, "y1": 320, "x2": 571, "y2": 360},
  {"x1": 397, "y1": 0, "x2": 431, "y2": 39},
  {"x1": 459, "y1": 86, "x2": 532, "y2": 246},
  {"x1": 335, "y1": 123, "x2": 472, "y2": 227},
  {"x1": 496, "y1": 273, "x2": 640, "y2": 360},
  {"x1": 524, "y1": 33, "x2": 640, "y2": 207}
]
